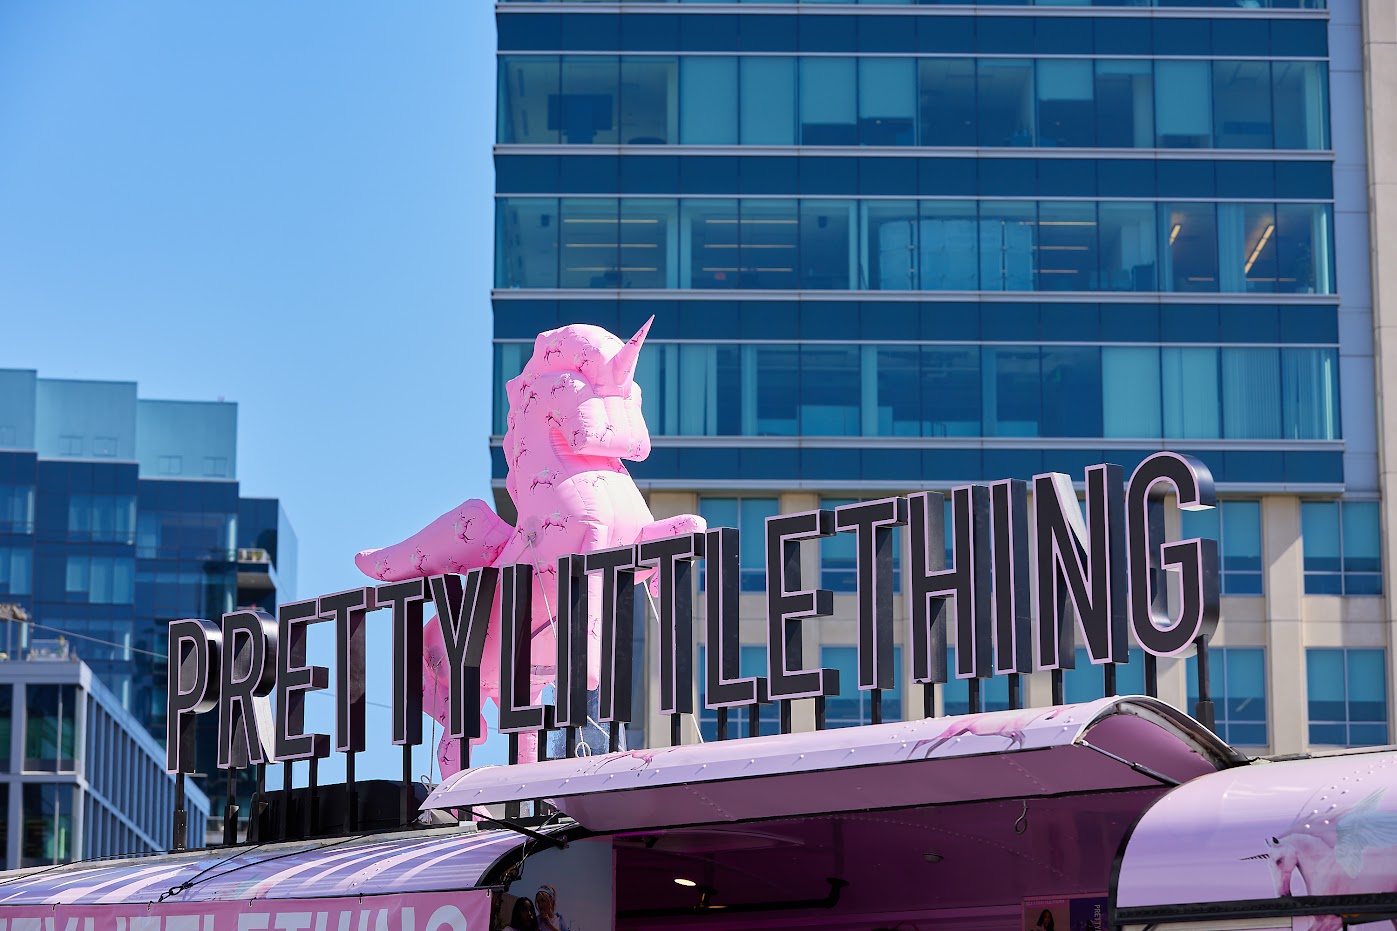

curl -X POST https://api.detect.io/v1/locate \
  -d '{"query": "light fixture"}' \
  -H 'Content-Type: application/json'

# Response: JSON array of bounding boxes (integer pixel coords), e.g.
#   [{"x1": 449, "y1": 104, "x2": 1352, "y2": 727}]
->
[
  {"x1": 674, "y1": 878, "x2": 697, "y2": 887},
  {"x1": 923, "y1": 852, "x2": 944, "y2": 863},
  {"x1": 1244, "y1": 223, "x2": 1275, "y2": 275},
  {"x1": 1169, "y1": 224, "x2": 1182, "y2": 246}
]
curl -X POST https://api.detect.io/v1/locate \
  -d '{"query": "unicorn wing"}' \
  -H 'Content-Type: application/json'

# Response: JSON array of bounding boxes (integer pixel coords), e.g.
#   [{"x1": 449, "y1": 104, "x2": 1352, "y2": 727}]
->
[
  {"x1": 1334, "y1": 789, "x2": 1397, "y2": 878},
  {"x1": 355, "y1": 498, "x2": 513, "y2": 581}
]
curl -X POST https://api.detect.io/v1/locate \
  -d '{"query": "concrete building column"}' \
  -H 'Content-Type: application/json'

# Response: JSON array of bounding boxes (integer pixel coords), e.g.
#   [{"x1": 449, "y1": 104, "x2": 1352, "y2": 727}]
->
[
  {"x1": 1362, "y1": 0, "x2": 1397, "y2": 754},
  {"x1": 1263, "y1": 496, "x2": 1307, "y2": 755}
]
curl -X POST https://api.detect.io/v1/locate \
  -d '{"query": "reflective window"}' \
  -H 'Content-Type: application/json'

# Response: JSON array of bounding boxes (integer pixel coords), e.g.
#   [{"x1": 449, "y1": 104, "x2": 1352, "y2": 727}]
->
[
  {"x1": 561, "y1": 197, "x2": 620, "y2": 288},
  {"x1": 1187, "y1": 646, "x2": 1268, "y2": 746},
  {"x1": 1037, "y1": 60, "x2": 1094, "y2": 148},
  {"x1": 67, "y1": 493, "x2": 136, "y2": 544},
  {"x1": 21, "y1": 783, "x2": 73, "y2": 866},
  {"x1": 64, "y1": 555, "x2": 135, "y2": 604},
  {"x1": 0, "y1": 546, "x2": 31, "y2": 596},
  {"x1": 740, "y1": 199, "x2": 799, "y2": 290},
  {"x1": 823, "y1": 645, "x2": 903, "y2": 726},
  {"x1": 1181, "y1": 500, "x2": 1264, "y2": 595},
  {"x1": 1102, "y1": 346, "x2": 1161, "y2": 438},
  {"x1": 864, "y1": 200, "x2": 919, "y2": 290},
  {"x1": 1307, "y1": 648, "x2": 1388, "y2": 746},
  {"x1": 1302, "y1": 501, "x2": 1382, "y2": 595},
  {"x1": 1222, "y1": 348, "x2": 1282, "y2": 439},
  {"x1": 741, "y1": 57, "x2": 796, "y2": 145},
  {"x1": 978, "y1": 59, "x2": 1035, "y2": 147},
  {"x1": 497, "y1": 197, "x2": 1335, "y2": 296},
  {"x1": 0, "y1": 484, "x2": 34, "y2": 534},
  {"x1": 681, "y1": 57, "x2": 737, "y2": 144},
  {"x1": 25, "y1": 684, "x2": 77, "y2": 772},
  {"x1": 800, "y1": 199, "x2": 854, "y2": 290},
  {"x1": 1162, "y1": 202, "x2": 1219, "y2": 292},
  {"x1": 801, "y1": 58, "x2": 857, "y2": 145},
  {"x1": 560, "y1": 56, "x2": 619, "y2": 145},
  {"x1": 621, "y1": 57, "x2": 677, "y2": 144},
  {"x1": 698, "y1": 497, "x2": 780, "y2": 591},
  {"x1": 919, "y1": 201, "x2": 978, "y2": 290},
  {"x1": 919, "y1": 59, "x2": 976, "y2": 147},
  {"x1": 496, "y1": 197, "x2": 559, "y2": 289},
  {"x1": 499, "y1": 54, "x2": 1330, "y2": 151},
  {"x1": 498, "y1": 340, "x2": 1343, "y2": 442},
  {"x1": 684, "y1": 198, "x2": 739, "y2": 290},
  {"x1": 1273, "y1": 61, "x2": 1329, "y2": 149},
  {"x1": 1213, "y1": 61, "x2": 1272, "y2": 149},
  {"x1": 860, "y1": 58, "x2": 916, "y2": 146},
  {"x1": 1037, "y1": 201, "x2": 1097, "y2": 291},
  {"x1": 498, "y1": 56, "x2": 560, "y2": 145},
  {"x1": 979, "y1": 201, "x2": 1036, "y2": 291},
  {"x1": 1095, "y1": 60, "x2": 1153, "y2": 148},
  {"x1": 622, "y1": 198, "x2": 677, "y2": 289},
  {"x1": 698, "y1": 644, "x2": 780, "y2": 740},
  {"x1": 1155, "y1": 61, "x2": 1212, "y2": 148}
]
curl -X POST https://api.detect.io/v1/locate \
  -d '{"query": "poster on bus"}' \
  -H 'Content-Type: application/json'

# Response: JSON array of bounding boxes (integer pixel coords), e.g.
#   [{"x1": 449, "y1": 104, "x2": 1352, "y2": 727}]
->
[{"x1": 1024, "y1": 893, "x2": 1109, "y2": 931}]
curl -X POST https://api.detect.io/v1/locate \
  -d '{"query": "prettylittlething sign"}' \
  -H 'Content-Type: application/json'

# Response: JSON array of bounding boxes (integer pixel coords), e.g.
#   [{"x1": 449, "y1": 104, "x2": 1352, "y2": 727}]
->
[{"x1": 165, "y1": 451, "x2": 1219, "y2": 775}]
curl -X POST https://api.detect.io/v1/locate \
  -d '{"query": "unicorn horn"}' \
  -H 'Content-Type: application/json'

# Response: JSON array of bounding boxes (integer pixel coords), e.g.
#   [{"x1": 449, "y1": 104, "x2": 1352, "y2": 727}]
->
[{"x1": 612, "y1": 315, "x2": 654, "y2": 386}]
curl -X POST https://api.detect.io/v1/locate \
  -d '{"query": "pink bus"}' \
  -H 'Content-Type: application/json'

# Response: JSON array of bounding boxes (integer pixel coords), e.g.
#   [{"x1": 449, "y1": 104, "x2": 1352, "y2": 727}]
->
[{"x1": 2, "y1": 695, "x2": 1392, "y2": 931}]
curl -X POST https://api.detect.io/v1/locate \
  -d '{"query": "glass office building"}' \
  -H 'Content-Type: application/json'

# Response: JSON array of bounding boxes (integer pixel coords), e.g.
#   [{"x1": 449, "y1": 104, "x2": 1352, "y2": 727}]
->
[
  {"x1": 491, "y1": 0, "x2": 1390, "y2": 755},
  {"x1": 0, "y1": 646, "x2": 210, "y2": 869},
  {"x1": 0, "y1": 370, "x2": 296, "y2": 835}
]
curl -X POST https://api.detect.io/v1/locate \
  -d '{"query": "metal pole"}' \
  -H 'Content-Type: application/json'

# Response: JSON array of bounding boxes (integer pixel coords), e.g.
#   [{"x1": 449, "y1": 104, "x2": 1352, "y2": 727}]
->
[
  {"x1": 172, "y1": 773, "x2": 187, "y2": 851},
  {"x1": 346, "y1": 751, "x2": 357, "y2": 834},
  {"x1": 401, "y1": 744, "x2": 413, "y2": 827},
  {"x1": 223, "y1": 767, "x2": 238, "y2": 846},
  {"x1": 1194, "y1": 637, "x2": 1216, "y2": 730}
]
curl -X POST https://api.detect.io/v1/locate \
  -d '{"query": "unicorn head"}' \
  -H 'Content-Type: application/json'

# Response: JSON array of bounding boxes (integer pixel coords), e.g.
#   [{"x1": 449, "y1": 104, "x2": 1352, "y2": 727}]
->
[{"x1": 503, "y1": 317, "x2": 654, "y2": 464}]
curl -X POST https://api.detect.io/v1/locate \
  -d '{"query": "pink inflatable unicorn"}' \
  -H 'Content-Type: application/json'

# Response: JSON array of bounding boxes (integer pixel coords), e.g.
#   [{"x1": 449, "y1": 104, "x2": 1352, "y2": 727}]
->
[{"x1": 354, "y1": 318, "x2": 705, "y2": 775}]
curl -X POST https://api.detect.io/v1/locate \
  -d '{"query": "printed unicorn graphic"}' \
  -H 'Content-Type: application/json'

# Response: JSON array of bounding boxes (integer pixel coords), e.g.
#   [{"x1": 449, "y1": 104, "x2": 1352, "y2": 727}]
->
[
  {"x1": 1243, "y1": 766, "x2": 1397, "y2": 931},
  {"x1": 354, "y1": 318, "x2": 705, "y2": 775}
]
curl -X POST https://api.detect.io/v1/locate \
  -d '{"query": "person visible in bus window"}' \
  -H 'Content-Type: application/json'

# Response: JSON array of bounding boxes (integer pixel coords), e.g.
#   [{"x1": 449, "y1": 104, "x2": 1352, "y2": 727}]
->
[
  {"x1": 504, "y1": 896, "x2": 538, "y2": 931},
  {"x1": 1034, "y1": 908, "x2": 1057, "y2": 931},
  {"x1": 536, "y1": 884, "x2": 570, "y2": 931}
]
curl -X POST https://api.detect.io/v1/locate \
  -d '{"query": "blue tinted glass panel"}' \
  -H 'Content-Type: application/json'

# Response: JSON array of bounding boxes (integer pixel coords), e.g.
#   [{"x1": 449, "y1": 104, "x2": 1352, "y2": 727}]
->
[
  {"x1": 499, "y1": 56, "x2": 559, "y2": 144},
  {"x1": 922, "y1": 347, "x2": 981, "y2": 437},
  {"x1": 741, "y1": 58, "x2": 796, "y2": 145},
  {"x1": 622, "y1": 57, "x2": 678, "y2": 144},
  {"x1": 978, "y1": 59, "x2": 1035, "y2": 146},
  {"x1": 801, "y1": 58, "x2": 857, "y2": 145},
  {"x1": 801, "y1": 200, "x2": 854, "y2": 290},
  {"x1": 680, "y1": 58, "x2": 737, "y2": 144},
  {"x1": 918, "y1": 59, "x2": 976, "y2": 147},
  {"x1": 1155, "y1": 61, "x2": 1212, "y2": 148},
  {"x1": 1221, "y1": 348, "x2": 1281, "y2": 440},
  {"x1": 559, "y1": 57, "x2": 618, "y2": 145},
  {"x1": 497, "y1": 198, "x2": 558, "y2": 289},
  {"x1": 1301, "y1": 501, "x2": 1341, "y2": 573},
  {"x1": 860, "y1": 58, "x2": 916, "y2": 146}
]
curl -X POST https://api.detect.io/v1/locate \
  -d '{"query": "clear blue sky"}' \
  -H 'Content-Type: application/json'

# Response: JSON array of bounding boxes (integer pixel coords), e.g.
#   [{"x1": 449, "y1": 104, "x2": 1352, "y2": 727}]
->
[{"x1": 0, "y1": 3, "x2": 506, "y2": 780}]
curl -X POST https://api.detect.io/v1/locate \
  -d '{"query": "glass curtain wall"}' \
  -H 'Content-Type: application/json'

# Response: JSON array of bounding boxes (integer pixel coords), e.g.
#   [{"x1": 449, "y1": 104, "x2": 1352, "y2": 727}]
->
[
  {"x1": 497, "y1": 340, "x2": 1340, "y2": 441},
  {"x1": 500, "y1": 56, "x2": 1329, "y2": 151},
  {"x1": 499, "y1": 198, "x2": 1335, "y2": 295}
]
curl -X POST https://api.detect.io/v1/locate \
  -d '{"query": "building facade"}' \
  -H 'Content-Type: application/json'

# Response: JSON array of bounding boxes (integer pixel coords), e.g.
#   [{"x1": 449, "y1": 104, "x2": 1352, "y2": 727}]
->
[
  {"x1": 0, "y1": 645, "x2": 209, "y2": 869},
  {"x1": 0, "y1": 370, "x2": 296, "y2": 826},
  {"x1": 490, "y1": 0, "x2": 1395, "y2": 757}
]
